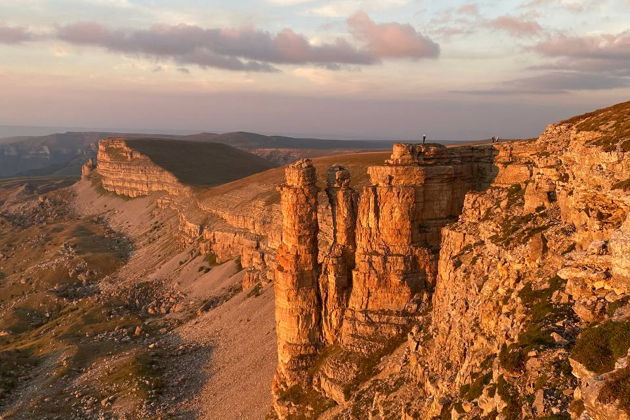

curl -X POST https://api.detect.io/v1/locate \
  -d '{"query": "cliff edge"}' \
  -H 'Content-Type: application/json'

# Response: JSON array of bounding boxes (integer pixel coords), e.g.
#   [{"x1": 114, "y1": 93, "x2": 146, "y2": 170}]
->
[{"x1": 271, "y1": 101, "x2": 630, "y2": 419}]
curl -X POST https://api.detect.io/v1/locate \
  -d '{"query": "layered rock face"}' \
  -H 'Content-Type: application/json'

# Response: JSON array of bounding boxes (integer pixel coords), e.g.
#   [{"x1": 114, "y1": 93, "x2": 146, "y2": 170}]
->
[
  {"x1": 401, "y1": 105, "x2": 629, "y2": 419},
  {"x1": 271, "y1": 102, "x2": 630, "y2": 419},
  {"x1": 342, "y1": 144, "x2": 491, "y2": 350},
  {"x1": 320, "y1": 165, "x2": 358, "y2": 345},
  {"x1": 272, "y1": 143, "x2": 498, "y2": 413},
  {"x1": 273, "y1": 159, "x2": 322, "y2": 390},
  {"x1": 96, "y1": 138, "x2": 191, "y2": 197}
]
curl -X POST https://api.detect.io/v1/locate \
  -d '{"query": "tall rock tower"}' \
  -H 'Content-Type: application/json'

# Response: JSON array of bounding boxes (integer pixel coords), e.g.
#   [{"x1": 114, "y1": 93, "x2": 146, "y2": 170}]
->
[
  {"x1": 273, "y1": 159, "x2": 322, "y2": 389},
  {"x1": 320, "y1": 165, "x2": 358, "y2": 344}
]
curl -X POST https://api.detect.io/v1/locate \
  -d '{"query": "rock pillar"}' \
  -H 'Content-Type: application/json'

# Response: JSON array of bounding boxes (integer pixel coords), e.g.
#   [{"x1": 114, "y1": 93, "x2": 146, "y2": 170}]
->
[
  {"x1": 273, "y1": 159, "x2": 322, "y2": 388},
  {"x1": 81, "y1": 158, "x2": 96, "y2": 178},
  {"x1": 320, "y1": 165, "x2": 358, "y2": 344}
]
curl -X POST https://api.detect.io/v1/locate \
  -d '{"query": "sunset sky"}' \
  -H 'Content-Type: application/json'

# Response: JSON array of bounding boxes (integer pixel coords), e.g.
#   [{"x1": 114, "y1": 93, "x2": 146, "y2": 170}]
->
[{"x1": 0, "y1": 0, "x2": 628, "y2": 139}]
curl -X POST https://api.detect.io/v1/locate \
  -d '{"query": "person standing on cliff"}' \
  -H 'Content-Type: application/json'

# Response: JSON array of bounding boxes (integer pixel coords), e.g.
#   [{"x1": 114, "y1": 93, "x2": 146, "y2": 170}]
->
[{"x1": 422, "y1": 134, "x2": 427, "y2": 144}]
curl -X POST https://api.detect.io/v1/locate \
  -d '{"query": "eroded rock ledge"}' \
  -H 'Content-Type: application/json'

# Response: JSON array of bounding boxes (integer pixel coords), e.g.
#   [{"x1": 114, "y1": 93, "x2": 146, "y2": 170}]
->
[{"x1": 272, "y1": 102, "x2": 630, "y2": 420}]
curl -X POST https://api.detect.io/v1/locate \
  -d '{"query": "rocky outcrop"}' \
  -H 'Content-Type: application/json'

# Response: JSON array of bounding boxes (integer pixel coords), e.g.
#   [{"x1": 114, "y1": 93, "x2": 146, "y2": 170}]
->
[
  {"x1": 273, "y1": 159, "x2": 322, "y2": 391},
  {"x1": 341, "y1": 143, "x2": 495, "y2": 351},
  {"x1": 271, "y1": 102, "x2": 630, "y2": 419},
  {"x1": 271, "y1": 142, "x2": 501, "y2": 412},
  {"x1": 320, "y1": 165, "x2": 357, "y2": 345},
  {"x1": 96, "y1": 138, "x2": 191, "y2": 198},
  {"x1": 81, "y1": 158, "x2": 96, "y2": 178}
]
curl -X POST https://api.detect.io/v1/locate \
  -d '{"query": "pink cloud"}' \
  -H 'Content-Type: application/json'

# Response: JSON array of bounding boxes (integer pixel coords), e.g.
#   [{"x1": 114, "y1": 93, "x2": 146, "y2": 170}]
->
[
  {"x1": 0, "y1": 22, "x2": 34, "y2": 44},
  {"x1": 456, "y1": 4, "x2": 480, "y2": 16},
  {"x1": 534, "y1": 31, "x2": 630, "y2": 60},
  {"x1": 489, "y1": 16, "x2": 543, "y2": 36},
  {"x1": 347, "y1": 12, "x2": 440, "y2": 59}
]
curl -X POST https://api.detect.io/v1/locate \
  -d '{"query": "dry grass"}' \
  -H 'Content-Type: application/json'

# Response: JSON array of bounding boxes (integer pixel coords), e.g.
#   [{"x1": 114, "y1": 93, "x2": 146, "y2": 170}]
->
[
  {"x1": 197, "y1": 151, "x2": 389, "y2": 206},
  {"x1": 562, "y1": 101, "x2": 630, "y2": 152},
  {"x1": 571, "y1": 320, "x2": 630, "y2": 374}
]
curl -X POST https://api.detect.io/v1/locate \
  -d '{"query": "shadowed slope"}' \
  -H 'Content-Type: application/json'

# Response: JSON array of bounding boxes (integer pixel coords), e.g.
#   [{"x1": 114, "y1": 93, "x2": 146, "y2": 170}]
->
[{"x1": 123, "y1": 139, "x2": 276, "y2": 187}]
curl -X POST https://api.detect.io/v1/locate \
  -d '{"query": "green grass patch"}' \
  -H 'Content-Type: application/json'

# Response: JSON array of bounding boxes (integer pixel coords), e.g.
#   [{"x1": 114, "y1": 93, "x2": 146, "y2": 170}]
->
[
  {"x1": 101, "y1": 351, "x2": 163, "y2": 400},
  {"x1": 500, "y1": 277, "x2": 566, "y2": 373},
  {"x1": 507, "y1": 183, "x2": 525, "y2": 207},
  {"x1": 598, "y1": 366, "x2": 630, "y2": 415},
  {"x1": 571, "y1": 320, "x2": 630, "y2": 374},
  {"x1": 0, "y1": 348, "x2": 39, "y2": 400},
  {"x1": 563, "y1": 101, "x2": 630, "y2": 152}
]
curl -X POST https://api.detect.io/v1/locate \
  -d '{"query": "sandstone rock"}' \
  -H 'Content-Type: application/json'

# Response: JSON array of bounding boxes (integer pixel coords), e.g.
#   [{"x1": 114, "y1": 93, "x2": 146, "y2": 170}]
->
[
  {"x1": 96, "y1": 138, "x2": 192, "y2": 198},
  {"x1": 320, "y1": 165, "x2": 357, "y2": 345},
  {"x1": 273, "y1": 159, "x2": 322, "y2": 390},
  {"x1": 81, "y1": 158, "x2": 96, "y2": 178}
]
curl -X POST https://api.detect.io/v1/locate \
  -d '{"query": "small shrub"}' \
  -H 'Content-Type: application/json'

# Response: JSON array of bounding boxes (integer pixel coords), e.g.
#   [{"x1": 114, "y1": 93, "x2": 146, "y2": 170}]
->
[
  {"x1": 608, "y1": 297, "x2": 630, "y2": 317},
  {"x1": 569, "y1": 399, "x2": 585, "y2": 417},
  {"x1": 598, "y1": 366, "x2": 630, "y2": 415},
  {"x1": 205, "y1": 252, "x2": 218, "y2": 266},
  {"x1": 506, "y1": 183, "x2": 524, "y2": 207},
  {"x1": 277, "y1": 385, "x2": 336, "y2": 418},
  {"x1": 497, "y1": 376, "x2": 521, "y2": 420},
  {"x1": 460, "y1": 372, "x2": 491, "y2": 400},
  {"x1": 247, "y1": 283, "x2": 263, "y2": 298},
  {"x1": 499, "y1": 344, "x2": 526, "y2": 373},
  {"x1": 571, "y1": 320, "x2": 630, "y2": 374},
  {"x1": 612, "y1": 178, "x2": 630, "y2": 192}
]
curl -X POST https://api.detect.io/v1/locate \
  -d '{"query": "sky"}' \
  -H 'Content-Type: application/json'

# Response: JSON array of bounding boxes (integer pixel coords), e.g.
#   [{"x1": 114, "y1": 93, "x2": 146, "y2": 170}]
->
[{"x1": 0, "y1": 0, "x2": 628, "y2": 140}]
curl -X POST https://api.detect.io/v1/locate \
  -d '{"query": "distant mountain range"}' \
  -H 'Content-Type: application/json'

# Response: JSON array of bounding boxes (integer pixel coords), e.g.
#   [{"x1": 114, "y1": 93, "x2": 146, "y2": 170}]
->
[{"x1": 0, "y1": 131, "x2": 397, "y2": 178}]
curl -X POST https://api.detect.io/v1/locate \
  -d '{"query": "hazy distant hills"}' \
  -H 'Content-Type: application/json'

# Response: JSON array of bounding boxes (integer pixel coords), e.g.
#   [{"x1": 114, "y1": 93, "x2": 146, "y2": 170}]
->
[
  {"x1": 180, "y1": 131, "x2": 394, "y2": 150},
  {"x1": 0, "y1": 131, "x2": 395, "y2": 178}
]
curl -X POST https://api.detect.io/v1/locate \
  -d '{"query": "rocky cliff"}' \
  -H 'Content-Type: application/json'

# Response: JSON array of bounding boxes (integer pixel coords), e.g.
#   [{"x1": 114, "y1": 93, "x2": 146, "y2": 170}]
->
[
  {"x1": 85, "y1": 102, "x2": 629, "y2": 420},
  {"x1": 95, "y1": 137, "x2": 275, "y2": 198},
  {"x1": 96, "y1": 138, "x2": 194, "y2": 197},
  {"x1": 270, "y1": 101, "x2": 630, "y2": 419}
]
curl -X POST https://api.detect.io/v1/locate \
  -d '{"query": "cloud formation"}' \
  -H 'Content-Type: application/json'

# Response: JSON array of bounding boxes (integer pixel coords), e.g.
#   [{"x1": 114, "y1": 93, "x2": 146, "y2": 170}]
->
[
  {"x1": 51, "y1": 14, "x2": 438, "y2": 71},
  {"x1": 489, "y1": 16, "x2": 542, "y2": 36},
  {"x1": 521, "y1": 0, "x2": 595, "y2": 13},
  {"x1": 531, "y1": 30, "x2": 630, "y2": 77},
  {"x1": 347, "y1": 12, "x2": 440, "y2": 59},
  {"x1": 430, "y1": 6, "x2": 543, "y2": 40},
  {"x1": 458, "y1": 71, "x2": 630, "y2": 95},
  {"x1": 0, "y1": 23, "x2": 34, "y2": 44},
  {"x1": 460, "y1": 30, "x2": 630, "y2": 94},
  {"x1": 534, "y1": 31, "x2": 630, "y2": 61}
]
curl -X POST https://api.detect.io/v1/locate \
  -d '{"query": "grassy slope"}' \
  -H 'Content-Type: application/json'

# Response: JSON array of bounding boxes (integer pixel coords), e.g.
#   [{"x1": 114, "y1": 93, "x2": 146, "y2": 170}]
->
[
  {"x1": 123, "y1": 139, "x2": 276, "y2": 187},
  {"x1": 197, "y1": 151, "x2": 390, "y2": 207}
]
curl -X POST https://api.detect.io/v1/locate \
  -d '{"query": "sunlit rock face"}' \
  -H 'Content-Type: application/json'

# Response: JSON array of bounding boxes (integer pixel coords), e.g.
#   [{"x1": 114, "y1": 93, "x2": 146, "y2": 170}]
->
[
  {"x1": 96, "y1": 138, "x2": 191, "y2": 198},
  {"x1": 273, "y1": 159, "x2": 322, "y2": 391},
  {"x1": 271, "y1": 102, "x2": 630, "y2": 420}
]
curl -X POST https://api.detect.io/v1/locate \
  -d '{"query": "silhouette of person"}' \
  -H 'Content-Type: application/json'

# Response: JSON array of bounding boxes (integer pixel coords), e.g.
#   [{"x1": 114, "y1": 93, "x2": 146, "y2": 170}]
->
[{"x1": 422, "y1": 134, "x2": 426, "y2": 144}]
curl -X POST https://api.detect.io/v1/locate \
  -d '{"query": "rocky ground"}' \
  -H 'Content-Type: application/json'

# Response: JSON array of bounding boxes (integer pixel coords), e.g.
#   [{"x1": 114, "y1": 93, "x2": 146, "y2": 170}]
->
[{"x1": 0, "y1": 177, "x2": 277, "y2": 420}]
